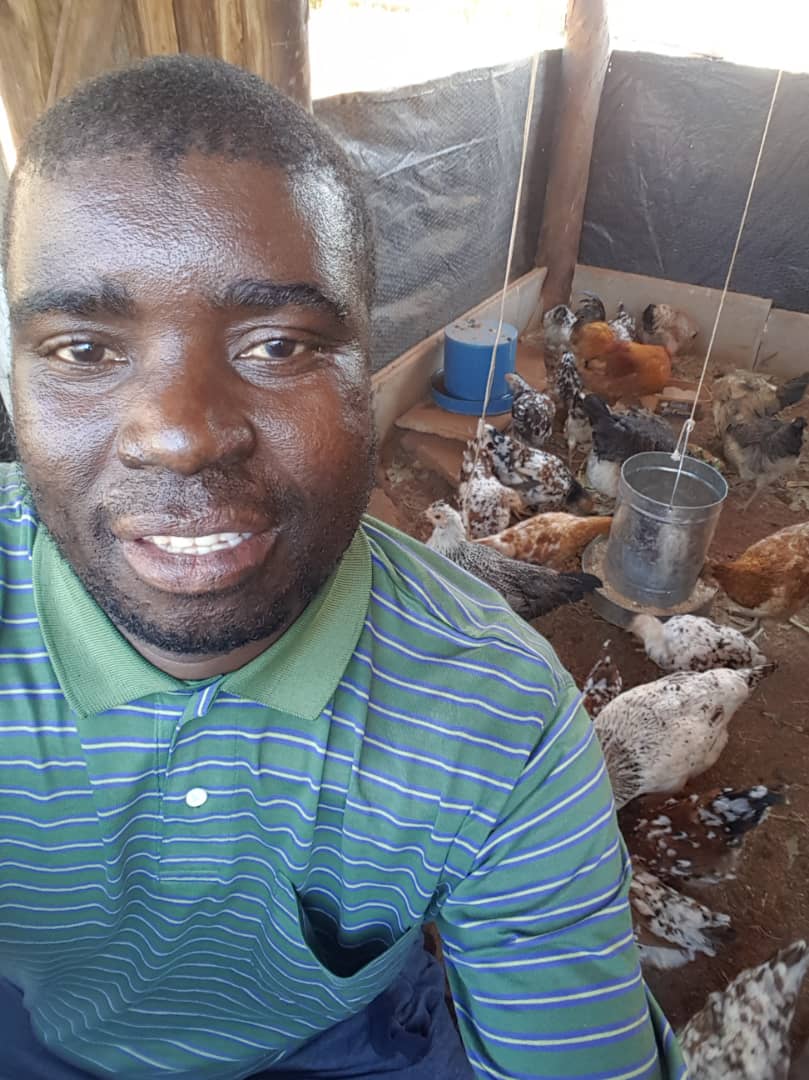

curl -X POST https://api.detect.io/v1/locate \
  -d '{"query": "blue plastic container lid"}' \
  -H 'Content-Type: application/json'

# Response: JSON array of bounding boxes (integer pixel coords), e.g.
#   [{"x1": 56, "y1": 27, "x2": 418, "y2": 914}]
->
[{"x1": 445, "y1": 318, "x2": 518, "y2": 346}]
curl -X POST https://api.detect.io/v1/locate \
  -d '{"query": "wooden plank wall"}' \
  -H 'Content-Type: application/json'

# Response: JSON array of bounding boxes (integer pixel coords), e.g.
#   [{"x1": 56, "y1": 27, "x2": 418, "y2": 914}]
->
[{"x1": 0, "y1": 0, "x2": 310, "y2": 157}]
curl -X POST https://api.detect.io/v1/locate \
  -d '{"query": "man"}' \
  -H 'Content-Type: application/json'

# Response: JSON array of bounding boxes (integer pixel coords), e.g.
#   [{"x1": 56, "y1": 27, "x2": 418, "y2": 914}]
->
[{"x1": 0, "y1": 55, "x2": 684, "y2": 1079}]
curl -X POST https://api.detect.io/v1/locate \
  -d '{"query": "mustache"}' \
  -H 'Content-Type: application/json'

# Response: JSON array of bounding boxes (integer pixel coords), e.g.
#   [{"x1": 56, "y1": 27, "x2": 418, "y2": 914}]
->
[{"x1": 96, "y1": 470, "x2": 305, "y2": 529}]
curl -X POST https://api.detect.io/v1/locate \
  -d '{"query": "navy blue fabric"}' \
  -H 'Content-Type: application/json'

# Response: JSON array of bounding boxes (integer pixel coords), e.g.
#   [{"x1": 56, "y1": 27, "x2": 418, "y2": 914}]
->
[{"x1": 0, "y1": 941, "x2": 472, "y2": 1079}]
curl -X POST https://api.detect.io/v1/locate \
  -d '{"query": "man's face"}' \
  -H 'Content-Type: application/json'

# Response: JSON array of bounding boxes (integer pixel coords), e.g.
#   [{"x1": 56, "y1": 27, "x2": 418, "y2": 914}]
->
[{"x1": 6, "y1": 152, "x2": 375, "y2": 656}]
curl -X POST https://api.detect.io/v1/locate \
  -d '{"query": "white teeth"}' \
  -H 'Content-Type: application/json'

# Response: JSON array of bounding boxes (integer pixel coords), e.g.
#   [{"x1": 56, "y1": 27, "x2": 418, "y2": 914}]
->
[{"x1": 145, "y1": 532, "x2": 253, "y2": 555}]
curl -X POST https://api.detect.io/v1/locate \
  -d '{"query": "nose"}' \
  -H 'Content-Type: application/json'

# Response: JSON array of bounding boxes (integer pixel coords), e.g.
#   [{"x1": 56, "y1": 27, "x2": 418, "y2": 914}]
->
[{"x1": 116, "y1": 357, "x2": 257, "y2": 475}]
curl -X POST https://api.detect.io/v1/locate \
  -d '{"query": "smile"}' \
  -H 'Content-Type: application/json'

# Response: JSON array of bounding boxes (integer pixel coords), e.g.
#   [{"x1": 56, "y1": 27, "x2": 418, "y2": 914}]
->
[
  {"x1": 145, "y1": 531, "x2": 254, "y2": 555},
  {"x1": 118, "y1": 529, "x2": 276, "y2": 594}
]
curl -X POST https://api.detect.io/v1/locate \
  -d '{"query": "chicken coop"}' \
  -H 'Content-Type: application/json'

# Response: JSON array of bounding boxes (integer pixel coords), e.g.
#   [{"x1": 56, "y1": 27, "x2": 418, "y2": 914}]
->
[{"x1": 1, "y1": 0, "x2": 808, "y2": 1074}]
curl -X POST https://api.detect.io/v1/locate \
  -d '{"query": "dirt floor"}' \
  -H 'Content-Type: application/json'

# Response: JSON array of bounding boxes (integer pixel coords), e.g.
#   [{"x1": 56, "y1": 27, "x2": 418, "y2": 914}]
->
[{"x1": 376, "y1": 374, "x2": 809, "y2": 1058}]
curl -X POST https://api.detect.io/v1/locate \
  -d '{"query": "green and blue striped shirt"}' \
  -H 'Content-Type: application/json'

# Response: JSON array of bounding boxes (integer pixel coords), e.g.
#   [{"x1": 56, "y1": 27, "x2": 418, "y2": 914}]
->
[{"x1": 0, "y1": 463, "x2": 684, "y2": 1079}]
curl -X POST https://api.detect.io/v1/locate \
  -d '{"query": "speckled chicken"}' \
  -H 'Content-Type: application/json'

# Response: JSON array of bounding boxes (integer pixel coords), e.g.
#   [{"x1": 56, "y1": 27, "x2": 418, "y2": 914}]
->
[
  {"x1": 458, "y1": 442, "x2": 526, "y2": 540},
  {"x1": 477, "y1": 511, "x2": 612, "y2": 570},
  {"x1": 631, "y1": 862, "x2": 732, "y2": 971},
  {"x1": 713, "y1": 369, "x2": 809, "y2": 436},
  {"x1": 594, "y1": 665, "x2": 775, "y2": 809},
  {"x1": 482, "y1": 425, "x2": 592, "y2": 513},
  {"x1": 709, "y1": 522, "x2": 809, "y2": 623},
  {"x1": 555, "y1": 352, "x2": 591, "y2": 465},
  {"x1": 582, "y1": 649, "x2": 622, "y2": 719},
  {"x1": 583, "y1": 394, "x2": 676, "y2": 498},
  {"x1": 504, "y1": 372, "x2": 555, "y2": 449},
  {"x1": 542, "y1": 304, "x2": 576, "y2": 357},
  {"x1": 609, "y1": 302, "x2": 636, "y2": 342},
  {"x1": 628, "y1": 613, "x2": 769, "y2": 672},
  {"x1": 679, "y1": 940, "x2": 809, "y2": 1080},
  {"x1": 640, "y1": 303, "x2": 699, "y2": 356},
  {"x1": 722, "y1": 416, "x2": 806, "y2": 508},
  {"x1": 425, "y1": 503, "x2": 601, "y2": 619},
  {"x1": 620, "y1": 785, "x2": 784, "y2": 885}
]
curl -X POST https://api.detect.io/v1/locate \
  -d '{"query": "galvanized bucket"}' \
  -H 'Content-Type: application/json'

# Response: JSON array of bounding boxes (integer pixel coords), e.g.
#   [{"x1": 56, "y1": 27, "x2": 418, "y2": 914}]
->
[{"x1": 604, "y1": 451, "x2": 728, "y2": 608}]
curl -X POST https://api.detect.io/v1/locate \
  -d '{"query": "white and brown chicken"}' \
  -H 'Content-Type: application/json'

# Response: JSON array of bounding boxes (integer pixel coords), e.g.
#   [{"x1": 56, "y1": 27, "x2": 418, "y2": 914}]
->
[{"x1": 424, "y1": 503, "x2": 601, "y2": 620}]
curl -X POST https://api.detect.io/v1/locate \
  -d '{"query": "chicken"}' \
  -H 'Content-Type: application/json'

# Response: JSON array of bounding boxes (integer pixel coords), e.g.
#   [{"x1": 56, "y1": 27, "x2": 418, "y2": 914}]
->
[
  {"x1": 583, "y1": 394, "x2": 676, "y2": 498},
  {"x1": 631, "y1": 863, "x2": 732, "y2": 971},
  {"x1": 504, "y1": 372, "x2": 555, "y2": 449},
  {"x1": 575, "y1": 328, "x2": 673, "y2": 402},
  {"x1": 640, "y1": 303, "x2": 698, "y2": 356},
  {"x1": 572, "y1": 292, "x2": 606, "y2": 332},
  {"x1": 482, "y1": 425, "x2": 592, "y2": 514},
  {"x1": 713, "y1": 369, "x2": 809, "y2": 436},
  {"x1": 581, "y1": 649, "x2": 622, "y2": 719},
  {"x1": 542, "y1": 304, "x2": 576, "y2": 356},
  {"x1": 458, "y1": 442, "x2": 526, "y2": 540},
  {"x1": 477, "y1": 511, "x2": 612, "y2": 570},
  {"x1": 609, "y1": 302, "x2": 636, "y2": 342},
  {"x1": 679, "y1": 940, "x2": 809, "y2": 1080},
  {"x1": 554, "y1": 352, "x2": 591, "y2": 465},
  {"x1": 594, "y1": 665, "x2": 775, "y2": 809},
  {"x1": 424, "y1": 503, "x2": 601, "y2": 619},
  {"x1": 709, "y1": 522, "x2": 809, "y2": 623},
  {"x1": 628, "y1": 613, "x2": 769, "y2": 673},
  {"x1": 722, "y1": 416, "x2": 806, "y2": 508},
  {"x1": 620, "y1": 785, "x2": 784, "y2": 885}
]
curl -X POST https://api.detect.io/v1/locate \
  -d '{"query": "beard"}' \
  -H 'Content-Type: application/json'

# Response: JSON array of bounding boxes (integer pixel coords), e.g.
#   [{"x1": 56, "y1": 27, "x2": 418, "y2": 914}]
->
[{"x1": 22, "y1": 438, "x2": 376, "y2": 658}]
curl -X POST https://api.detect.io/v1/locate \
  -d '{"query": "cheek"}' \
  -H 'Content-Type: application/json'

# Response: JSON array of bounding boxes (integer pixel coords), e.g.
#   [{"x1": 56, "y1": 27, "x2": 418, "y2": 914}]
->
[{"x1": 12, "y1": 369, "x2": 114, "y2": 498}]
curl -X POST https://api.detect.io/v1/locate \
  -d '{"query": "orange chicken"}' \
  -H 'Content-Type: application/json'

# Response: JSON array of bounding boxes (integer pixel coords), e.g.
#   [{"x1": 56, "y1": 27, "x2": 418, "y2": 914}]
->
[
  {"x1": 571, "y1": 322, "x2": 672, "y2": 402},
  {"x1": 708, "y1": 522, "x2": 809, "y2": 621},
  {"x1": 476, "y1": 512, "x2": 612, "y2": 570}
]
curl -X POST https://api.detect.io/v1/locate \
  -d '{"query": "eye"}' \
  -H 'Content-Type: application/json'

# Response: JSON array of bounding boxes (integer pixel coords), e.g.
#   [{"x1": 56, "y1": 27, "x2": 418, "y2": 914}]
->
[
  {"x1": 51, "y1": 342, "x2": 119, "y2": 366},
  {"x1": 240, "y1": 338, "x2": 309, "y2": 361}
]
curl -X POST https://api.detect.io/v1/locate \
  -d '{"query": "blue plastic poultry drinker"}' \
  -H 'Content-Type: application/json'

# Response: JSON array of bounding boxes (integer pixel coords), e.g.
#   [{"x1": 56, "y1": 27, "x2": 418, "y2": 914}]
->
[{"x1": 432, "y1": 318, "x2": 518, "y2": 416}]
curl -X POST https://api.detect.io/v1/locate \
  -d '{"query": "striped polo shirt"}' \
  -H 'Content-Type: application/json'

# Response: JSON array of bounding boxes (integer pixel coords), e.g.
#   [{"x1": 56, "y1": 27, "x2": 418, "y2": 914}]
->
[{"x1": 0, "y1": 463, "x2": 685, "y2": 1080}]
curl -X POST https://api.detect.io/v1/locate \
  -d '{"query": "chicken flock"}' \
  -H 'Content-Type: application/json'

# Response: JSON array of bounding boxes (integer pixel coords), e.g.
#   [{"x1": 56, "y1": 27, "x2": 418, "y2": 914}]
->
[{"x1": 417, "y1": 293, "x2": 809, "y2": 1079}]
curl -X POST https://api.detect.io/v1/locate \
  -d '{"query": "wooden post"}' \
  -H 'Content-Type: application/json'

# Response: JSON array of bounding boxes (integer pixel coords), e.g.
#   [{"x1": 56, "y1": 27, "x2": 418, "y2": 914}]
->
[
  {"x1": 240, "y1": 0, "x2": 311, "y2": 111},
  {"x1": 535, "y1": 0, "x2": 610, "y2": 313},
  {"x1": 174, "y1": 0, "x2": 311, "y2": 111}
]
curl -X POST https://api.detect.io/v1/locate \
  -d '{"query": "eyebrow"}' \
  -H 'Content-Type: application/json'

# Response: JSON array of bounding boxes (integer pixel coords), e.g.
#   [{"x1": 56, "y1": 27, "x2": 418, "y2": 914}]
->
[
  {"x1": 9, "y1": 280, "x2": 136, "y2": 323},
  {"x1": 214, "y1": 279, "x2": 348, "y2": 321}
]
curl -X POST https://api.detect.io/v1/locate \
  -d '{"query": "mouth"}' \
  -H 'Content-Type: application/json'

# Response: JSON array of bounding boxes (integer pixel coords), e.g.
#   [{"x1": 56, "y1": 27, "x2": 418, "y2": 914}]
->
[{"x1": 114, "y1": 517, "x2": 277, "y2": 594}]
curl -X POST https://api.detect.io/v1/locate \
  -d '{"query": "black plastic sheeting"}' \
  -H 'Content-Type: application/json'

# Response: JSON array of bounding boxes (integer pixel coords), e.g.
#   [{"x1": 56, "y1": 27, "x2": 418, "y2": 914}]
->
[
  {"x1": 316, "y1": 54, "x2": 560, "y2": 371},
  {"x1": 581, "y1": 51, "x2": 809, "y2": 314}
]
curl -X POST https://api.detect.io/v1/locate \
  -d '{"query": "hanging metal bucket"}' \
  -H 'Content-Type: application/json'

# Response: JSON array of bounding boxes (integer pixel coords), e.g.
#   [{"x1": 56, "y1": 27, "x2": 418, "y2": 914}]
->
[{"x1": 604, "y1": 452, "x2": 728, "y2": 608}]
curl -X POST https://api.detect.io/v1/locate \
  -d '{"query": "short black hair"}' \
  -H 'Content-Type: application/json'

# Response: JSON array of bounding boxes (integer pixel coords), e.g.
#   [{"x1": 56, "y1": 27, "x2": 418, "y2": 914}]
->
[{"x1": 3, "y1": 54, "x2": 374, "y2": 301}]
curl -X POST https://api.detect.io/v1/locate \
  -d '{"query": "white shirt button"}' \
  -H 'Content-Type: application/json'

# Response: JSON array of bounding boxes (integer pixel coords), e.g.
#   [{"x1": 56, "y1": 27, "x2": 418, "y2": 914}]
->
[{"x1": 185, "y1": 787, "x2": 208, "y2": 808}]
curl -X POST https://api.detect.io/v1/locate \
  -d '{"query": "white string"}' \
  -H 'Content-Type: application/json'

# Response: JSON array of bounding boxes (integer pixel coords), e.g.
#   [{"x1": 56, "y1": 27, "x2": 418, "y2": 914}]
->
[
  {"x1": 668, "y1": 68, "x2": 782, "y2": 505},
  {"x1": 462, "y1": 52, "x2": 539, "y2": 514}
]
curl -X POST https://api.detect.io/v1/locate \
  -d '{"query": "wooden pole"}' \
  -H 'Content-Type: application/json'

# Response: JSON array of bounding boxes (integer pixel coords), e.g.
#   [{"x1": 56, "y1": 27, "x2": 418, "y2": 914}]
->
[
  {"x1": 535, "y1": 0, "x2": 610, "y2": 314},
  {"x1": 241, "y1": 0, "x2": 311, "y2": 111}
]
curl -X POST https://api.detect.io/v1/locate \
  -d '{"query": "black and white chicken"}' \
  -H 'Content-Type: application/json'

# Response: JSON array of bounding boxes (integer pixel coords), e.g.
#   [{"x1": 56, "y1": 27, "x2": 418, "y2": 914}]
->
[
  {"x1": 505, "y1": 372, "x2": 555, "y2": 449},
  {"x1": 722, "y1": 416, "x2": 807, "y2": 508},
  {"x1": 482, "y1": 425, "x2": 592, "y2": 513},
  {"x1": 555, "y1": 352, "x2": 591, "y2": 465},
  {"x1": 582, "y1": 394, "x2": 675, "y2": 498}
]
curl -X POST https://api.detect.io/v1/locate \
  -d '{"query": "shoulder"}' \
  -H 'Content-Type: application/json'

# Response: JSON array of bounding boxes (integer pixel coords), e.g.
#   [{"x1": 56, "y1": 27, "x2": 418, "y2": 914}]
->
[
  {"x1": 0, "y1": 464, "x2": 37, "y2": 551},
  {"x1": 360, "y1": 514, "x2": 573, "y2": 713}
]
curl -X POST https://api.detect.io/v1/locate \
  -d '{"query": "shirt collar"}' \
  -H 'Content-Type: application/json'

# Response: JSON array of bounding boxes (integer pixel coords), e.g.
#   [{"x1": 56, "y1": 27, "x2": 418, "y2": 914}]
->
[{"x1": 33, "y1": 524, "x2": 372, "y2": 720}]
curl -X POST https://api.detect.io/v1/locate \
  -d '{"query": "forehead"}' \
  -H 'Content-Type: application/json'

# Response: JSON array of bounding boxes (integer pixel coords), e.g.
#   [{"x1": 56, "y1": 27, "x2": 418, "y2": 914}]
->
[{"x1": 6, "y1": 152, "x2": 358, "y2": 311}]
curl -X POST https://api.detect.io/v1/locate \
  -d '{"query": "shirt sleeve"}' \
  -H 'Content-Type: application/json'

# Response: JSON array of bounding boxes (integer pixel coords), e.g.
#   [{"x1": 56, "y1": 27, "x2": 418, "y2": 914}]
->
[{"x1": 435, "y1": 681, "x2": 688, "y2": 1080}]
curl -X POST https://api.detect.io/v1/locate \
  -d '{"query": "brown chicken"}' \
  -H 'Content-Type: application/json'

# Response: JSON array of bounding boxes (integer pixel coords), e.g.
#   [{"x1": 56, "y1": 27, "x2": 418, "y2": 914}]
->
[
  {"x1": 708, "y1": 522, "x2": 809, "y2": 622},
  {"x1": 572, "y1": 322, "x2": 672, "y2": 402},
  {"x1": 476, "y1": 512, "x2": 612, "y2": 570},
  {"x1": 620, "y1": 785, "x2": 784, "y2": 885}
]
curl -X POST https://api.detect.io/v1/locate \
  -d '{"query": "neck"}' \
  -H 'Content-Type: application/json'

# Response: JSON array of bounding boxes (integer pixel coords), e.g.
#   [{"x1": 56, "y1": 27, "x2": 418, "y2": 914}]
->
[{"x1": 116, "y1": 600, "x2": 307, "y2": 680}]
